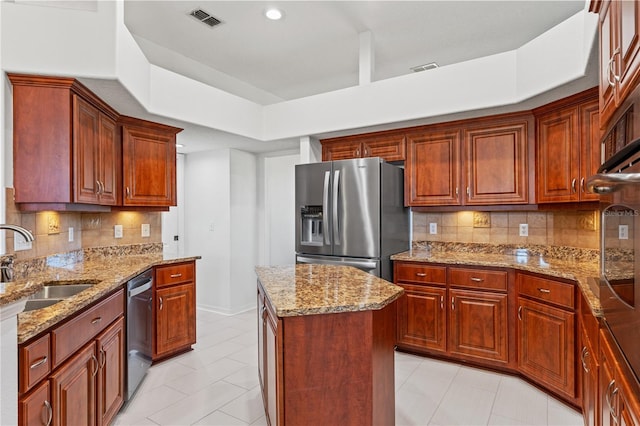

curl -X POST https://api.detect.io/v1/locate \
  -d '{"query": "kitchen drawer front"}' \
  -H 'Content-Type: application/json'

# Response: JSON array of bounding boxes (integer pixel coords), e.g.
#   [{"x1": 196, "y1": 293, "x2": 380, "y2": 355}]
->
[
  {"x1": 155, "y1": 262, "x2": 195, "y2": 288},
  {"x1": 51, "y1": 289, "x2": 124, "y2": 368},
  {"x1": 517, "y1": 273, "x2": 575, "y2": 310},
  {"x1": 449, "y1": 267, "x2": 508, "y2": 291},
  {"x1": 394, "y1": 262, "x2": 446, "y2": 285},
  {"x1": 19, "y1": 333, "x2": 51, "y2": 394}
]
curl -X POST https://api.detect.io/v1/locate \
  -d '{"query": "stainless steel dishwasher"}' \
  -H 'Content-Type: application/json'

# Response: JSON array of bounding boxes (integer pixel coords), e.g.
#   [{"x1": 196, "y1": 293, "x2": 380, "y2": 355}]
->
[{"x1": 126, "y1": 269, "x2": 153, "y2": 401}]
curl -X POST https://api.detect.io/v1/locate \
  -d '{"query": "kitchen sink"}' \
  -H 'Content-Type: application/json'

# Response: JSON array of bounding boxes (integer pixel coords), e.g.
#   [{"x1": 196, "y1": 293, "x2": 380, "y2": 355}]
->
[{"x1": 22, "y1": 281, "x2": 98, "y2": 312}]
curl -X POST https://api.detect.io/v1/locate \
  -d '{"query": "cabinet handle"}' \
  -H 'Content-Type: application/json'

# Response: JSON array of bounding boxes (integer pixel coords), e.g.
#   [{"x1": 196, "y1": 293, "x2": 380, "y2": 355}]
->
[
  {"x1": 451, "y1": 297, "x2": 455, "y2": 310},
  {"x1": 518, "y1": 305, "x2": 523, "y2": 321},
  {"x1": 470, "y1": 277, "x2": 483, "y2": 282},
  {"x1": 96, "y1": 180, "x2": 101, "y2": 195},
  {"x1": 170, "y1": 273, "x2": 183, "y2": 278},
  {"x1": 537, "y1": 288, "x2": 551, "y2": 294},
  {"x1": 91, "y1": 317, "x2": 102, "y2": 324},
  {"x1": 43, "y1": 400, "x2": 52, "y2": 426},
  {"x1": 571, "y1": 178, "x2": 577, "y2": 193},
  {"x1": 30, "y1": 356, "x2": 47, "y2": 369},
  {"x1": 455, "y1": 187, "x2": 459, "y2": 196},
  {"x1": 466, "y1": 187, "x2": 471, "y2": 197},
  {"x1": 355, "y1": 149, "x2": 360, "y2": 157},
  {"x1": 126, "y1": 187, "x2": 131, "y2": 198},
  {"x1": 580, "y1": 177, "x2": 586, "y2": 193},
  {"x1": 91, "y1": 354, "x2": 99, "y2": 377},
  {"x1": 581, "y1": 346, "x2": 590, "y2": 373},
  {"x1": 415, "y1": 272, "x2": 427, "y2": 277},
  {"x1": 100, "y1": 348, "x2": 106, "y2": 369},
  {"x1": 608, "y1": 48, "x2": 621, "y2": 86},
  {"x1": 363, "y1": 147, "x2": 369, "y2": 156},
  {"x1": 440, "y1": 295, "x2": 444, "y2": 310},
  {"x1": 159, "y1": 296, "x2": 163, "y2": 310},
  {"x1": 611, "y1": 387, "x2": 620, "y2": 424},
  {"x1": 606, "y1": 379, "x2": 616, "y2": 412}
]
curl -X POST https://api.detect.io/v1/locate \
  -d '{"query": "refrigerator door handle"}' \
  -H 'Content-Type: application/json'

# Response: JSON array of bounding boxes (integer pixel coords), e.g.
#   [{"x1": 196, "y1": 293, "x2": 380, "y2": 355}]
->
[
  {"x1": 323, "y1": 171, "x2": 331, "y2": 246},
  {"x1": 333, "y1": 169, "x2": 341, "y2": 246}
]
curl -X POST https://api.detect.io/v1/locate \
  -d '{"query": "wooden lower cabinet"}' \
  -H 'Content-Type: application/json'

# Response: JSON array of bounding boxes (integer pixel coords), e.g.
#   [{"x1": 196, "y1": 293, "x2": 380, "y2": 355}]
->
[
  {"x1": 450, "y1": 289, "x2": 508, "y2": 363},
  {"x1": 396, "y1": 283, "x2": 446, "y2": 353},
  {"x1": 18, "y1": 290, "x2": 125, "y2": 426},
  {"x1": 517, "y1": 297, "x2": 576, "y2": 399},
  {"x1": 153, "y1": 261, "x2": 197, "y2": 360}
]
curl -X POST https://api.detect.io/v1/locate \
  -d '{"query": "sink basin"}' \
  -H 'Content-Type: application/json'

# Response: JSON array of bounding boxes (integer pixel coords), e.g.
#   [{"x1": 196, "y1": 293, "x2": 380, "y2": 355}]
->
[
  {"x1": 23, "y1": 282, "x2": 97, "y2": 312},
  {"x1": 23, "y1": 298, "x2": 65, "y2": 311},
  {"x1": 28, "y1": 284, "x2": 94, "y2": 299}
]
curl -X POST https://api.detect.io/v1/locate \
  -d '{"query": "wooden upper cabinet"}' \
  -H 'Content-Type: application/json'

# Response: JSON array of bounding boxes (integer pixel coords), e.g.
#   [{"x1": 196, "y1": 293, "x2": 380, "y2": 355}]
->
[
  {"x1": 535, "y1": 88, "x2": 600, "y2": 203},
  {"x1": 405, "y1": 114, "x2": 531, "y2": 207},
  {"x1": 120, "y1": 116, "x2": 181, "y2": 207},
  {"x1": 9, "y1": 74, "x2": 119, "y2": 210},
  {"x1": 463, "y1": 119, "x2": 530, "y2": 205},
  {"x1": 592, "y1": 0, "x2": 640, "y2": 128},
  {"x1": 405, "y1": 130, "x2": 461, "y2": 206},
  {"x1": 321, "y1": 132, "x2": 406, "y2": 162}
]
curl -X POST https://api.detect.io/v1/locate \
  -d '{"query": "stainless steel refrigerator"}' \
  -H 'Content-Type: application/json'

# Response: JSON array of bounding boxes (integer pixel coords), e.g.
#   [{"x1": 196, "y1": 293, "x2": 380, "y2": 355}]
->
[{"x1": 295, "y1": 157, "x2": 409, "y2": 281}]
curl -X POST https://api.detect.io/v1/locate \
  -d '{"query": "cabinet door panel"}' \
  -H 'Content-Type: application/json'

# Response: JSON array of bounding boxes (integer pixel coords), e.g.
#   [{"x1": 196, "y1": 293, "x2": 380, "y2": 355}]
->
[
  {"x1": 406, "y1": 131, "x2": 461, "y2": 206},
  {"x1": 265, "y1": 310, "x2": 279, "y2": 426},
  {"x1": 464, "y1": 122, "x2": 528, "y2": 205},
  {"x1": 579, "y1": 100, "x2": 602, "y2": 201},
  {"x1": 96, "y1": 317, "x2": 124, "y2": 426},
  {"x1": 156, "y1": 283, "x2": 196, "y2": 356},
  {"x1": 616, "y1": 0, "x2": 640, "y2": 102},
  {"x1": 450, "y1": 289, "x2": 508, "y2": 363},
  {"x1": 518, "y1": 298, "x2": 575, "y2": 398},
  {"x1": 362, "y1": 135, "x2": 406, "y2": 161},
  {"x1": 536, "y1": 108, "x2": 580, "y2": 203},
  {"x1": 322, "y1": 141, "x2": 361, "y2": 161},
  {"x1": 19, "y1": 380, "x2": 51, "y2": 426},
  {"x1": 97, "y1": 115, "x2": 118, "y2": 205},
  {"x1": 74, "y1": 95, "x2": 100, "y2": 204},
  {"x1": 50, "y1": 342, "x2": 97, "y2": 426},
  {"x1": 600, "y1": 0, "x2": 617, "y2": 127},
  {"x1": 396, "y1": 284, "x2": 446, "y2": 353}
]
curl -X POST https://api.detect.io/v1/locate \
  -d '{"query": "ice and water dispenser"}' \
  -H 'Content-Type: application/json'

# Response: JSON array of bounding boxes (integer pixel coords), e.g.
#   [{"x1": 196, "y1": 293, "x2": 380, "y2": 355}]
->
[{"x1": 300, "y1": 206, "x2": 323, "y2": 246}]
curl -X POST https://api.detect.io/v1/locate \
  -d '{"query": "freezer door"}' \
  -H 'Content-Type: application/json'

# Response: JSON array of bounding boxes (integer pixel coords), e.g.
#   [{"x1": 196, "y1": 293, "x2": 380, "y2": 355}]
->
[
  {"x1": 332, "y1": 158, "x2": 381, "y2": 258},
  {"x1": 295, "y1": 161, "x2": 333, "y2": 255}
]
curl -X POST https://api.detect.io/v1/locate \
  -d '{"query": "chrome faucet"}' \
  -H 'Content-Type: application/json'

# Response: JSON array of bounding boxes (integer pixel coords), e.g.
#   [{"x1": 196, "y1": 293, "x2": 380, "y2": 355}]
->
[
  {"x1": 0, "y1": 224, "x2": 35, "y2": 242},
  {"x1": 0, "y1": 224, "x2": 34, "y2": 282}
]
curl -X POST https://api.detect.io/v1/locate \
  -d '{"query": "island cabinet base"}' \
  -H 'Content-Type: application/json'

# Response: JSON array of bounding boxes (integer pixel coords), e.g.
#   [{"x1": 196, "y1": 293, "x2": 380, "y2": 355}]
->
[{"x1": 259, "y1": 299, "x2": 397, "y2": 425}]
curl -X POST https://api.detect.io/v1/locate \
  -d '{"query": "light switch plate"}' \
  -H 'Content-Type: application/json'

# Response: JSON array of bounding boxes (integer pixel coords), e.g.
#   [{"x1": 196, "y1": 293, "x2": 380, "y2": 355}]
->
[
  {"x1": 114, "y1": 224, "x2": 123, "y2": 239},
  {"x1": 429, "y1": 223, "x2": 437, "y2": 234},
  {"x1": 68, "y1": 227, "x2": 74, "y2": 242},
  {"x1": 141, "y1": 224, "x2": 150, "y2": 237},
  {"x1": 619, "y1": 225, "x2": 629, "y2": 240}
]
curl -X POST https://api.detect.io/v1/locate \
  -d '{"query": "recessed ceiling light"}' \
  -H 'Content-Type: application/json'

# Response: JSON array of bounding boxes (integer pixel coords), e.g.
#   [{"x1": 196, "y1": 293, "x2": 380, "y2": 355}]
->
[{"x1": 265, "y1": 8, "x2": 283, "y2": 20}]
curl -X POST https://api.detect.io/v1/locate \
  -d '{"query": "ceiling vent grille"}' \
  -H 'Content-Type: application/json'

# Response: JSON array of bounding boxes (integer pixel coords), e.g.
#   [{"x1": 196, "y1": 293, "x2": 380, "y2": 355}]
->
[
  {"x1": 188, "y1": 8, "x2": 222, "y2": 28},
  {"x1": 410, "y1": 62, "x2": 439, "y2": 72}
]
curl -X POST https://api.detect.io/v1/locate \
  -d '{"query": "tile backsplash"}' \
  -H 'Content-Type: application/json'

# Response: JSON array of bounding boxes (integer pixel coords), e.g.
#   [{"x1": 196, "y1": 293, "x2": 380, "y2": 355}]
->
[
  {"x1": 413, "y1": 210, "x2": 600, "y2": 249},
  {"x1": 5, "y1": 189, "x2": 162, "y2": 259}
]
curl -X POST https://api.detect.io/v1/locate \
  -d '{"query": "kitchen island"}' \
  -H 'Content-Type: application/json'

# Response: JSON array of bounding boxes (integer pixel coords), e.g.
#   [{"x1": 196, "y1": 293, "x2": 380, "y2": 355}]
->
[{"x1": 255, "y1": 264, "x2": 403, "y2": 426}]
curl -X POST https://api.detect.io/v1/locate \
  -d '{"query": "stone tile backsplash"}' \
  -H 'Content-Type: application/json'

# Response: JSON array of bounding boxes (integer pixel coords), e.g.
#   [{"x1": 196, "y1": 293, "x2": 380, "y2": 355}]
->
[{"x1": 413, "y1": 210, "x2": 600, "y2": 250}]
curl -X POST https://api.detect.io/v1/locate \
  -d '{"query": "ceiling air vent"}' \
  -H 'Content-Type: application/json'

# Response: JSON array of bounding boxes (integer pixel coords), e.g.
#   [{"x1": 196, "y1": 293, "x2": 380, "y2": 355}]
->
[
  {"x1": 410, "y1": 62, "x2": 439, "y2": 72},
  {"x1": 188, "y1": 8, "x2": 222, "y2": 28}
]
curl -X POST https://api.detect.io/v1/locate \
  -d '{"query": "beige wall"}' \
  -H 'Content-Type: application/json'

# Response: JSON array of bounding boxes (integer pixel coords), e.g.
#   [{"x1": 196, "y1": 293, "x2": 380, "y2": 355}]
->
[
  {"x1": 5, "y1": 190, "x2": 162, "y2": 259},
  {"x1": 413, "y1": 210, "x2": 600, "y2": 249}
]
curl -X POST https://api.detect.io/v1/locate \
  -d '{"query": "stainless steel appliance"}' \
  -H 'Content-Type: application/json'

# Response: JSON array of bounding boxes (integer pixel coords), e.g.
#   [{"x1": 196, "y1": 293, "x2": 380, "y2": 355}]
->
[
  {"x1": 587, "y1": 137, "x2": 640, "y2": 383},
  {"x1": 295, "y1": 157, "x2": 409, "y2": 281},
  {"x1": 126, "y1": 269, "x2": 153, "y2": 400}
]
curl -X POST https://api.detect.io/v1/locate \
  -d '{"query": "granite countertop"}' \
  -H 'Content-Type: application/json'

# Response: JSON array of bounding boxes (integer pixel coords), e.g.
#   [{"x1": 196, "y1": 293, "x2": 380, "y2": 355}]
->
[
  {"x1": 391, "y1": 245, "x2": 603, "y2": 316},
  {"x1": 255, "y1": 264, "x2": 404, "y2": 317},
  {"x1": 2, "y1": 247, "x2": 199, "y2": 344}
]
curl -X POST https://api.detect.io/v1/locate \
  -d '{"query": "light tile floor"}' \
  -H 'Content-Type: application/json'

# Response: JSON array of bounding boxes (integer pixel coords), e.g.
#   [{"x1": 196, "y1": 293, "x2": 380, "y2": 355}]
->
[{"x1": 114, "y1": 309, "x2": 583, "y2": 426}]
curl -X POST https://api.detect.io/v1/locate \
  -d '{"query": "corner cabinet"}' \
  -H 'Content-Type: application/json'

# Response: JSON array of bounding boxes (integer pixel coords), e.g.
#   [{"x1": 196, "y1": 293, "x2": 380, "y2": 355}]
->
[
  {"x1": 321, "y1": 131, "x2": 406, "y2": 162},
  {"x1": 153, "y1": 261, "x2": 196, "y2": 360},
  {"x1": 534, "y1": 88, "x2": 601, "y2": 203},
  {"x1": 9, "y1": 74, "x2": 120, "y2": 211},
  {"x1": 120, "y1": 116, "x2": 181, "y2": 208},
  {"x1": 405, "y1": 113, "x2": 532, "y2": 207}
]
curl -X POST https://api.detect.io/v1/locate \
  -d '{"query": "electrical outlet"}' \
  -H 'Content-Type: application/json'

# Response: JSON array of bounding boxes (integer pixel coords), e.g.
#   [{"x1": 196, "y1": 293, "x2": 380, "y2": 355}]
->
[
  {"x1": 14, "y1": 232, "x2": 32, "y2": 251},
  {"x1": 619, "y1": 224, "x2": 629, "y2": 240},
  {"x1": 68, "y1": 227, "x2": 74, "y2": 242},
  {"x1": 114, "y1": 224, "x2": 123, "y2": 239},
  {"x1": 429, "y1": 223, "x2": 437, "y2": 234},
  {"x1": 519, "y1": 223, "x2": 529, "y2": 237},
  {"x1": 141, "y1": 224, "x2": 150, "y2": 238}
]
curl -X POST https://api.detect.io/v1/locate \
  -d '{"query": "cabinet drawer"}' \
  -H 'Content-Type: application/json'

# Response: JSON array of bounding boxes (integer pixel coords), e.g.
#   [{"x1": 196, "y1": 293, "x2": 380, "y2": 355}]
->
[
  {"x1": 51, "y1": 289, "x2": 124, "y2": 368},
  {"x1": 19, "y1": 333, "x2": 51, "y2": 394},
  {"x1": 394, "y1": 262, "x2": 446, "y2": 285},
  {"x1": 517, "y1": 274, "x2": 575, "y2": 309},
  {"x1": 155, "y1": 262, "x2": 194, "y2": 288},
  {"x1": 449, "y1": 267, "x2": 508, "y2": 291}
]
